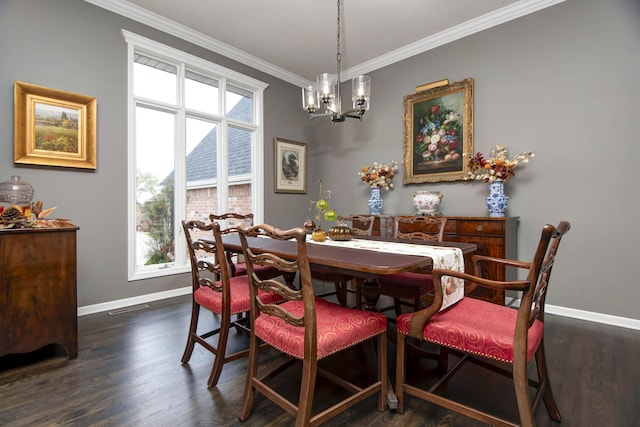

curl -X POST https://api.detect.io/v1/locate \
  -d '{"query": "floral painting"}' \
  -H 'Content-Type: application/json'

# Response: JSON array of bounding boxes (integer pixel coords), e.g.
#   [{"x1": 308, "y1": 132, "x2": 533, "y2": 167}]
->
[{"x1": 402, "y1": 78, "x2": 473, "y2": 183}]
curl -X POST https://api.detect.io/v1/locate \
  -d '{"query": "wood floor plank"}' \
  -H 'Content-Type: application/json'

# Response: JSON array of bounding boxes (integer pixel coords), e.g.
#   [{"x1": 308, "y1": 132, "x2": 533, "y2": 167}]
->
[{"x1": 0, "y1": 295, "x2": 637, "y2": 426}]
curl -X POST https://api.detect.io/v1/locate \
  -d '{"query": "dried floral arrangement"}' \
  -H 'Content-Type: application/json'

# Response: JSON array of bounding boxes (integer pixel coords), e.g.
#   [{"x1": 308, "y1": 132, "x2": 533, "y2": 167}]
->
[
  {"x1": 358, "y1": 160, "x2": 399, "y2": 190},
  {"x1": 467, "y1": 144, "x2": 534, "y2": 182},
  {"x1": 0, "y1": 201, "x2": 73, "y2": 229}
]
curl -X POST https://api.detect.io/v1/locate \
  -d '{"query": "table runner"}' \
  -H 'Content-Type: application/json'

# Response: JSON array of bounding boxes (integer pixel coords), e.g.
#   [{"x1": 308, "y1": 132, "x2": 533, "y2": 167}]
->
[{"x1": 307, "y1": 236, "x2": 464, "y2": 310}]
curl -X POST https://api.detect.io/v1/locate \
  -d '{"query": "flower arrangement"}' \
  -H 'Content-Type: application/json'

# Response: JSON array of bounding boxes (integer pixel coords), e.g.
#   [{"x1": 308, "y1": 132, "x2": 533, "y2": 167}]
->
[
  {"x1": 415, "y1": 104, "x2": 462, "y2": 163},
  {"x1": 358, "y1": 160, "x2": 399, "y2": 190},
  {"x1": 467, "y1": 144, "x2": 535, "y2": 182}
]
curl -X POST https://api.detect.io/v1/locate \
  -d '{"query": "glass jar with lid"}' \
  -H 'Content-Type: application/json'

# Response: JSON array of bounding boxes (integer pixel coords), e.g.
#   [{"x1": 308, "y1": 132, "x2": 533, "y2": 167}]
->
[
  {"x1": 0, "y1": 175, "x2": 34, "y2": 204},
  {"x1": 0, "y1": 175, "x2": 35, "y2": 226}
]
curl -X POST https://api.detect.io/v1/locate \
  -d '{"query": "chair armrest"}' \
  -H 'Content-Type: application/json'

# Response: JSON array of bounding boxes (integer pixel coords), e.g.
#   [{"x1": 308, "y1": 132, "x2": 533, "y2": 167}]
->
[
  {"x1": 471, "y1": 254, "x2": 531, "y2": 276},
  {"x1": 407, "y1": 268, "x2": 530, "y2": 338}
]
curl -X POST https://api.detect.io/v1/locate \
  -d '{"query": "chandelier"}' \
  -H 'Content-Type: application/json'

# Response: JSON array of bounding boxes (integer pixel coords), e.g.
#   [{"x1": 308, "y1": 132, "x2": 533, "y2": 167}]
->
[{"x1": 302, "y1": 0, "x2": 371, "y2": 122}]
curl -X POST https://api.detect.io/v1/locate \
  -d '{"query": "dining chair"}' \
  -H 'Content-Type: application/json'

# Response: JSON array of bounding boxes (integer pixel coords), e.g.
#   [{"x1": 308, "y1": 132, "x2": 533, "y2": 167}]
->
[
  {"x1": 313, "y1": 215, "x2": 375, "y2": 306},
  {"x1": 237, "y1": 223, "x2": 388, "y2": 427},
  {"x1": 336, "y1": 214, "x2": 375, "y2": 235},
  {"x1": 180, "y1": 220, "x2": 284, "y2": 388},
  {"x1": 395, "y1": 221, "x2": 570, "y2": 427},
  {"x1": 209, "y1": 213, "x2": 281, "y2": 281},
  {"x1": 377, "y1": 216, "x2": 447, "y2": 315}
]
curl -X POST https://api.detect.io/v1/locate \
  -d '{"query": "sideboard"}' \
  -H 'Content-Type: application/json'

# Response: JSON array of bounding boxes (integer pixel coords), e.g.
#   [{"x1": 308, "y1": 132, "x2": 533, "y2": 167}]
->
[
  {"x1": 0, "y1": 226, "x2": 79, "y2": 359},
  {"x1": 355, "y1": 215, "x2": 519, "y2": 305}
]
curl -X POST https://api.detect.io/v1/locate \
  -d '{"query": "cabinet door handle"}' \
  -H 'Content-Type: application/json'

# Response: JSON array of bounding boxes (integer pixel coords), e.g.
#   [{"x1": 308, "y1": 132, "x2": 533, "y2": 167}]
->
[{"x1": 476, "y1": 225, "x2": 483, "y2": 232}]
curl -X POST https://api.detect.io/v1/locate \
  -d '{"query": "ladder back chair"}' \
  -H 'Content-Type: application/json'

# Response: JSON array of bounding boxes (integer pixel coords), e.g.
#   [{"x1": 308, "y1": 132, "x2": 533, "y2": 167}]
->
[
  {"x1": 395, "y1": 221, "x2": 570, "y2": 427},
  {"x1": 378, "y1": 216, "x2": 448, "y2": 315},
  {"x1": 180, "y1": 220, "x2": 284, "y2": 388},
  {"x1": 237, "y1": 223, "x2": 388, "y2": 427},
  {"x1": 209, "y1": 213, "x2": 281, "y2": 281},
  {"x1": 314, "y1": 215, "x2": 376, "y2": 306},
  {"x1": 336, "y1": 214, "x2": 375, "y2": 236}
]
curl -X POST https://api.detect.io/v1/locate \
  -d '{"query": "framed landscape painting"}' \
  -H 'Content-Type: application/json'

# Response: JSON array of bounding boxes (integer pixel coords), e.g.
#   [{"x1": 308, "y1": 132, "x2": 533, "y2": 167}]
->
[
  {"x1": 14, "y1": 81, "x2": 97, "y2": 169},
  {"x1": 402, "y1": 78, "x2": 473, "y2": 183},
  {"x1": 274, "y1": 137, "x2": 307, "y2": 194}
]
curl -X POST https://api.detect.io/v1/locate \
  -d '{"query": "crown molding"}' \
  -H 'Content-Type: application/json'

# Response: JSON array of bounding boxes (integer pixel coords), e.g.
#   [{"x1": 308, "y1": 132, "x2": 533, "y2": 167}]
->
[
  {"x1": 84, "y1": 0, "x2": 565, "y2": 87},
  {"x1": 342, "y1": 0, "x2": 566, "y2": 80},
  {"x1": 83, "y1": 0, "x2": 311, "y2": 87}
]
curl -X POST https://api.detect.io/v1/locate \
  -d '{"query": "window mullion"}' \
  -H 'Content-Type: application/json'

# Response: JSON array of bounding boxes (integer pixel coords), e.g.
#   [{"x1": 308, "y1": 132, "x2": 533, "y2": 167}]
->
[{"x1": 174, "y1": 62, "x2": 187, "y2": 267}]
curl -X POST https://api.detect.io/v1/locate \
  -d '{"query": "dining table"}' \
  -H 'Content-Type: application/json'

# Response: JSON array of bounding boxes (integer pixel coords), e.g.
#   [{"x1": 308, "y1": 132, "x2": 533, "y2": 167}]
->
[
  {"x1": 218, "y1": 233, "x2": 475, "y2": 279},
  {"x1": 211, "y1": 231, "x2": 477, "y2": 409}
]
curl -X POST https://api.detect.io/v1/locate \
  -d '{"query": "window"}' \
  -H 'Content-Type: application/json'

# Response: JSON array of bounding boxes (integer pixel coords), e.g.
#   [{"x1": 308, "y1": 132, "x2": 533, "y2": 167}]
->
[{"x1": 124, "y1": 31, "x2": 268, "y2": 280}]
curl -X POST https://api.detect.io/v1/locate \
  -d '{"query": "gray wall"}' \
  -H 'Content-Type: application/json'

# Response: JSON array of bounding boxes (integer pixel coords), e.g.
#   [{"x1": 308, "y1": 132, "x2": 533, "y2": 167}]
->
[
  {"x1": 1, "y1": 0, "x2": 638, "y2": 321},
  {"x1": 307, "y1": 0, "x2": 640, "y2": 320},
  {"x1": 0, "y1": 0, "x2": 309, "y2": 307}
]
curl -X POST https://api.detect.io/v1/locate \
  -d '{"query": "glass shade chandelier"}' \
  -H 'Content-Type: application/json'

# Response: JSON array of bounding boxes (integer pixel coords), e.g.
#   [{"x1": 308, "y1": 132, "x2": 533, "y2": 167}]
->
[{"x1": 302, "y1": 0, "x2": 371, "y2": 122}]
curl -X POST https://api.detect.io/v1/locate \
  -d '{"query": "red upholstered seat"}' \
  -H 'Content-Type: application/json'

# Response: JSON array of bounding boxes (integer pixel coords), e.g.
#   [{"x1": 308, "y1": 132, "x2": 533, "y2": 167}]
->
[
  {"x1": 377, "y1": 216, "x2": 447, "y2": 315},
  {"x1": 397, "y1": 297, "x2": 544, "y2": 363},
  {"x1": 194, "y1": 275, "x2": 286, "y2": 316},
  {"x1": 379, "y1": 272, "x2": 434, "y2": 299},
  {"x1": 237, "y1": 223, "x2": 388, "y2": 426},
  {"x1": 255, "y1": 297, "x2": 387, "y2": 360},
  {"x1": 395, "y1": 221, "x2": 570, "y2": 427},
  {"x1": 180, "y1": 219, "x2": 284, "y2": 388},
  {"x1": 231, "y1": 262, "x2": 280, "y2": 279}
]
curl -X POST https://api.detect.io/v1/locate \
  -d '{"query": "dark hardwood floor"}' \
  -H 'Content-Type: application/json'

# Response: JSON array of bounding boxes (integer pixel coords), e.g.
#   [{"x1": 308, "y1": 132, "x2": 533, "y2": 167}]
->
[{"x1": 1, "y1": 294, "x2": 638, "y2": 426}]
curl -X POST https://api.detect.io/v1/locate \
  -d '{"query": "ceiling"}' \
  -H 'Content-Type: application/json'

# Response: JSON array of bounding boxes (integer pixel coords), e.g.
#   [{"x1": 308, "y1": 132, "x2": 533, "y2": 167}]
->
[{"x1": 86, "y1": 0, "x2": 563, "y2": 86}]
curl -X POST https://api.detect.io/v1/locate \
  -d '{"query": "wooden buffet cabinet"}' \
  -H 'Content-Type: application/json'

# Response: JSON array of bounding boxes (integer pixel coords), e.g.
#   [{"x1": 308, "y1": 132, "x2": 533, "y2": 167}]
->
[
  {"x1": 0, "y1": 226, "x2": 79, "y2": 359},
  {"x1": 358, "y1": 215, "x2": 519, "y2": 305}
]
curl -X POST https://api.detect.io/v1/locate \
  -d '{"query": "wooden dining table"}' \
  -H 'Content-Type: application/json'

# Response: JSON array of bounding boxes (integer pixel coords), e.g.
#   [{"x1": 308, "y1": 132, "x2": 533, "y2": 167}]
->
[
  {"x1": 218, "y1": 233, "x2": 476, "y2": 279},
  {"x1": 212, "y1": 231, "x2": 476, "y2": 409}
]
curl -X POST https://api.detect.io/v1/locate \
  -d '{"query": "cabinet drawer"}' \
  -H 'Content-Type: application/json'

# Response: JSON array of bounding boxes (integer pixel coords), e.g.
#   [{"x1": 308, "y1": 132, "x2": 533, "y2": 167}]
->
[{"x1": 457, "y1": 220, "x2": 505, "y2": 236}]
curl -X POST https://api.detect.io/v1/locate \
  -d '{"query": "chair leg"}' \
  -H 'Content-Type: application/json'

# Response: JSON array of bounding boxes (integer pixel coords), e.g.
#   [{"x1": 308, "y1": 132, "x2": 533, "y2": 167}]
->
[
  {"x1": 354, "y1": 280, "x2": 363, "y2": 309},
  {"x1": 513, "y1": 353, "x2": 536, "y2": 427},
  {"x1": 207, "y1": 312, "x2": 231, "y2": 388},
  {"x1": 437, "y1": 346, "x2": 449, "y2": 371},
  {"x1": 395, "y1": 332, "x2": 406, "y2": 413},
  {"x1": 181, "y1": 301, "x2": 200, "y2": 364},
  {"x1": 393, "y1": 298, "x2": 403, "y2": 316},
  {"x1": 238, "y1": 332, "x2": 260, "y2": 421},
  {"x1": 296, "y1": 356, "x2": 318, "y2": 427},
  {"x1": 334, "y1": 281, "x2": 349, "y2": 306},
  {"x1": 535, "y1": 341, "x2": 562, "y2": 421},
  {"x1": 377, "y1": 333, "x2": 388, "y2": 411}
]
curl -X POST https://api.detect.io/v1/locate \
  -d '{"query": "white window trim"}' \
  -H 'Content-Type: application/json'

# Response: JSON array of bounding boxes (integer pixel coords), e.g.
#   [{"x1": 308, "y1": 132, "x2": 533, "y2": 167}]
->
[{"x1": 123, "y1": 30, "x2": 268, "y2": 281}]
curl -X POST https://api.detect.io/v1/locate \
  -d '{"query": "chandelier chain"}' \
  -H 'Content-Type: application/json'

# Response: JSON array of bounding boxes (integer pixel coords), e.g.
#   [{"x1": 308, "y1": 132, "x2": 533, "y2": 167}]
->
[{"x1": 336, "y1": 0, "x2": 341, "y2": 63}]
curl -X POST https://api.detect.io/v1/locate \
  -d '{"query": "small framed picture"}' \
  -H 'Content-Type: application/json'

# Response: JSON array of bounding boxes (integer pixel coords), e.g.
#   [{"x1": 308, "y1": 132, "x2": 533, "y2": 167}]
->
[
  {"x1": 14, "y1": 81, "x2": 97, "y2": 170},
  {"x1": 274, "y1": 137, "x2": 306, "y2": 194}
]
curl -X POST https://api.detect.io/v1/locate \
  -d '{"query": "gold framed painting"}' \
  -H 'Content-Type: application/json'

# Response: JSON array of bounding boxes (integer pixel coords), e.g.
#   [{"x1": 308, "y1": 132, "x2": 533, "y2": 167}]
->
[
  {"x1": 14, "y1": 81, "x2": 97, "y2": 169},
  {"x1": 402, "y1": 78, "x2": 473, "y2": 183},
  {"x1": 274, "y1": 137, "x2": 307, "y2": 194}
]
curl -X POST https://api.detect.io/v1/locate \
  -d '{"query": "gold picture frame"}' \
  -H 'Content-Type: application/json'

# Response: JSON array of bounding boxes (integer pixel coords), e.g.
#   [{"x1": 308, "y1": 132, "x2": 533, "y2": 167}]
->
[
  {"x1": 14, "y1": 81, "x2": 97, "y2": 169},
  {"x1": 274, "y1": 137, "x2": 307, "y2": 194},
  {"x1": 402, "y1": 78, "x2": 473, "y2": 183}
]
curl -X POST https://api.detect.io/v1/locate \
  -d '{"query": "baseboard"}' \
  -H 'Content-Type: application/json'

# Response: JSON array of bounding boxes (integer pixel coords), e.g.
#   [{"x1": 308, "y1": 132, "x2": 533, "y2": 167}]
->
[
  {"x1": 77, "y1": 286, "x2": 192, "y2": 316},
  {"x1": 505, "y1": 297, "x2": 639, "y2": 331},
  {"x1": 78, "y1": 289, "x2": 640, "y2": 331},
  {"x1": 545, "y1": 304, "x2": 640, "y2": 331}
]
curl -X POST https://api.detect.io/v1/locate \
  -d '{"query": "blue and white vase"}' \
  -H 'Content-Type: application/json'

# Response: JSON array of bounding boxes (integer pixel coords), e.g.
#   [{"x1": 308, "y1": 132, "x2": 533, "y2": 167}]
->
[
  {"x1": 486, "y1": 180, "x2": 509, "y2": 217},
  {"x1": 368, "y1": 187, "x2": 384, "y2": 215}
]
